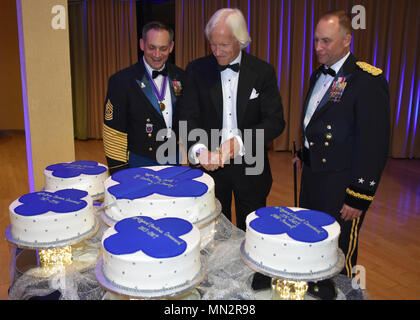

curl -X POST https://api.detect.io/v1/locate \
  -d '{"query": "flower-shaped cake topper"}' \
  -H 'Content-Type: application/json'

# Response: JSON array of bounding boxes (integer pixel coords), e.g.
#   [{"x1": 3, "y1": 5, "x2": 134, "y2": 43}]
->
[
  {"x1": 14, "y1": 189, "x2": 88, "y2": 216},
  {"x1": 104, "y1": 216, "x2": 193, "y2": 258},
  {"x1": 108, "y1": 166, "x2": 208, "y2": 200},
  {"x1": 249, "y1": 207, "x2": 336, "y2": 243},
  {"x1": 46, "y1": 160, "x2": 107, "y2": 178}
]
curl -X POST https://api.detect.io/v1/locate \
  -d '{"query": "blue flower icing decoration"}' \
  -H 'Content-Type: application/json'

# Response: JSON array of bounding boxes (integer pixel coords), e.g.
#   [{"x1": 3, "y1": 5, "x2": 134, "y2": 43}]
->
[
  {"x1": 14, "y1": 189, "x2": 88, "y2": 216},
  {"x1": 108, "y1": 166, "x2": 208, "y2": 200},
  {"x1": 249, "y1": 207, "x2": 336, "y2": 243},
  {"x1": 46, "y1": 160, "x2": 106, "y2": 178},
  {"x1": 104, "y1": 216, "x2": 193, "y2": 258}
]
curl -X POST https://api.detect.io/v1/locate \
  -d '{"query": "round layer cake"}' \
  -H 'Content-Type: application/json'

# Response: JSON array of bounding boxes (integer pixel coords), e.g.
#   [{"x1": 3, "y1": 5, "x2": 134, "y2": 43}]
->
[
  {"x1": 44, "y1": 160, "x2": 108, "y2": 199},
  {"x1": 8, "y1": 189, "x2": 96, "y2": 245},
  {"x1": 101, "y1": 215, "x2": 201, "y2": 291},
  {"x1": 103, "y1": 166, "x2": 216, "y2": 225},
  {"x1": 244, "y1": 206, "x2": 340, "y2": 274}
]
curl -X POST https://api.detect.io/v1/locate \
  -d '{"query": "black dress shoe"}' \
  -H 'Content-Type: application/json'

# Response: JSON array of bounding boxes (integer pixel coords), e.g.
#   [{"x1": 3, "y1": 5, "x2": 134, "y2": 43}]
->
[
  {"x1": 251, "y1": 272, "x2": 272, "y2": 290},
  {"x1": 307, "y1": 279, "x2": 337, "y2": 300}
]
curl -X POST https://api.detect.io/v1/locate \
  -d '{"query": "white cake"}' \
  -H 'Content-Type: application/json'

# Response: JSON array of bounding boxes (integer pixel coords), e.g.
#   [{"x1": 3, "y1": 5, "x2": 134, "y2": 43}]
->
[
  {"x1": 101, "y1": 215, "x2": 201, "y2": 291},
  {"x1": 103, "y1": 166, "x2": 217, "y2": 246},
  {"x1": 44, "y1": 160, "x2": 108, "y2": 199},
  {"x1": 244, "y1": 206, "x2": 340, "y2": 274},
  {"x1": 9, "y1": 189, "x2": 96, "y2": 245}
]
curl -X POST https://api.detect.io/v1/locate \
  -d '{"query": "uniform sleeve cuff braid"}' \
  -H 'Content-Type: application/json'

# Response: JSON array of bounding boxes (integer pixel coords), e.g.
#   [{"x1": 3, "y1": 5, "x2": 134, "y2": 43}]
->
[{"x1": 344, "y1": 186, "x2": 374, "y2": 211}]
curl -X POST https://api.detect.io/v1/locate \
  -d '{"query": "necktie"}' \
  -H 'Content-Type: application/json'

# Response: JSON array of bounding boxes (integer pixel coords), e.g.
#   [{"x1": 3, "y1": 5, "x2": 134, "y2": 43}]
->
[
  {"x1": 320, "y1": 66, "x2": 336, "y2": 77},
  {"x1": 218, "y1": 63, "x2": 240, "y2": 72},
  {"x1": 152, "y1": 66, "x2": 168, "y2": 79}
]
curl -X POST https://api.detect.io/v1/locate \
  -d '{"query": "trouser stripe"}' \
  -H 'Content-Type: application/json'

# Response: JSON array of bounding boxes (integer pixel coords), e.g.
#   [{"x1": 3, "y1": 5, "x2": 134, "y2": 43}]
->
[{"x1": 345, "y1": 217, "x2": 360, "y2": 277}]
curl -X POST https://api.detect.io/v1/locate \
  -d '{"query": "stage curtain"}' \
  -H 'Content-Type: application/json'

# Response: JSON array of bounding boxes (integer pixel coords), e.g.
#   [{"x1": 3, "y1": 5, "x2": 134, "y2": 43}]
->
[
  {"x1": 175, "y1": 0, "x2": 420, "y2": 158},
  {"x1": 69, "y1": 0, "x2": 138, "y2": 140}
]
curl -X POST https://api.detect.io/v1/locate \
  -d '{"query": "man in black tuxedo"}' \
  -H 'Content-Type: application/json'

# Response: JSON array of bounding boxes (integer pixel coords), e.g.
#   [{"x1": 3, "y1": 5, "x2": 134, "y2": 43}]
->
[
  {"x1": 294, "y1": 10, "x2": 390, "y2": 279},
  {"x1": 103, "y1": 22, "x2": 186, "y2": 174},
  {"x1": 179, "y1": 8, "x2": 285, "y2": 231}
]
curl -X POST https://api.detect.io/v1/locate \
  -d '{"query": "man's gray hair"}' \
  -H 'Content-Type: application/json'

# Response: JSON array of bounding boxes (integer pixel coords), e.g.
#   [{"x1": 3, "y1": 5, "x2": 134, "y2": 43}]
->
[{"x1": 205, "y1": 8, "x2": 251, "y2": 50}]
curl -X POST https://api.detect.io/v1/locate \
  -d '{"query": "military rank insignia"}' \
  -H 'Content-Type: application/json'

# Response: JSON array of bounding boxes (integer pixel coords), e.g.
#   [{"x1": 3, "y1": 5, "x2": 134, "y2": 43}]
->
[
  {"x1": 356, "y1": 61, "x2": 383, "y2": 76},
  {"x1": 105, "y1": 99, "x2": 113, "y2": 121},
  {"x1": 329, "y1": 77, "x2": 347, "y2": 103},
  {"x1": 172, "y1": 80, "x2": 182, "y2": 96},
  {"x1": 146, "y1": 123, "x2": 153, "y2": 134}
]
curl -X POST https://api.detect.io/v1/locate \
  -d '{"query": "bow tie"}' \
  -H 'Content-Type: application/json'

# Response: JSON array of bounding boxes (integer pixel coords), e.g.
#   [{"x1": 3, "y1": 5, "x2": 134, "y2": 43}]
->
[
  {"x1": 320, "y1": 66, "x2": 336, "y2": 77},
  {"x1": 218, "y1": 63, "x2": 240, "y2": 73},
  {"x1": 152, "y1": 66, "x2": 168, "y2": 79}
]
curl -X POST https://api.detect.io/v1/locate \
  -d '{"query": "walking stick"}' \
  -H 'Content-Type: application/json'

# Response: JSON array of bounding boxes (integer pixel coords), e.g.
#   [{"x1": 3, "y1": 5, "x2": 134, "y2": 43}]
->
[{"x1": 293, "y1": 141, "x2": 298, "y2": 207}]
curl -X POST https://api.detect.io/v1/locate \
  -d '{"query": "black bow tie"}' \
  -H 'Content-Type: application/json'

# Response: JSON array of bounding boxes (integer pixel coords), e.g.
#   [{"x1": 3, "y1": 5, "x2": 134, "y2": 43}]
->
[
  {"x1": 218, "y1": 63, "x2": 240, "y2": 73},
  {"x1": 320, "y1": 66, "x2": 336, "y2": 77},
  {"x1": 152, "y1": 66, "x2": 168, "y2": 79}
]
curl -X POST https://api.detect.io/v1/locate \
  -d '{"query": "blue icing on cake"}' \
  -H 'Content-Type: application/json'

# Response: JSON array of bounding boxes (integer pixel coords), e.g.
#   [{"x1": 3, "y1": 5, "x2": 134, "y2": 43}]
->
[
  {"x1": 249, "y1": 207, "x2": 336, "y2": 243},
  {"x1": 104, "y1": 216, "x2": 193, "y2": 258},
  {"x1": 14, "y1": 189, "x2": 88, "y2": 216},
  {"x1": 46, "y1": 160, "x2": 107, "y2": 178},
  {"x1": 108, "y1": 166, "x2": 208, "y2": 200}
]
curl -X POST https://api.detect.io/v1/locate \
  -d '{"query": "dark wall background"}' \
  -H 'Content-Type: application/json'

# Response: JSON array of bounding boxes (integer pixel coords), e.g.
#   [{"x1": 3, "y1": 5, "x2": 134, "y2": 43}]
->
[{"x1": 136, "y1": 0, "x2": 176, "y2": 64}]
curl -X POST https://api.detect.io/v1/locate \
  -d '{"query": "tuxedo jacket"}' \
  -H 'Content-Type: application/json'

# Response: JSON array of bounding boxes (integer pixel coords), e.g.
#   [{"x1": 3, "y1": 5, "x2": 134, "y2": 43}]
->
[
  {"x1": 179, "y1": 51, "x2": 285, "y2": 191},
  {"x1": 300, "y1": 53, "x2": 390, "y2": 211},
  {"x1": 103, "y1": 61, "x2": 186, "y2": 174}
]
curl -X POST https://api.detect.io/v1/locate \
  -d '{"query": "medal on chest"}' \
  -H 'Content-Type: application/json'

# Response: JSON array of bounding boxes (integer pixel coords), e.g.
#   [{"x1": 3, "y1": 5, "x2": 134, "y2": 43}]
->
[
  {"x1": 329, "y1": 77, "x2": 347, "y2": 102},
  {"x1": 329, "y1": 77, "x2": 347, "y2": 103}
]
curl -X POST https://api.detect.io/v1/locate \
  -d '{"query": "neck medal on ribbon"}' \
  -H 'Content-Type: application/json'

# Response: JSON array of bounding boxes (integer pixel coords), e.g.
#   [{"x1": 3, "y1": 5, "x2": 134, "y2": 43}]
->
[{"x1": 147, "y1": 67, "x2": 167, "y2": 111}]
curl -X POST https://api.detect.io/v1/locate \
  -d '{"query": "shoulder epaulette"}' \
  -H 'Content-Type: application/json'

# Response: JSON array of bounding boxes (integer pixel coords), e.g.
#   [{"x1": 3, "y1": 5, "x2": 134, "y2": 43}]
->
[{"x1": 356, "y1": 61, "x2": 383, "y2": 76}]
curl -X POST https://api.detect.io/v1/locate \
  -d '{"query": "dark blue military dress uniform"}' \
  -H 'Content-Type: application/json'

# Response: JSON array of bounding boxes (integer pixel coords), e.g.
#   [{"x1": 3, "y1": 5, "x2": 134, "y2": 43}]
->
[
  {"x1": 103, "y1": 60, "x2": 186, "y2": 174},
  {"x1": 299, "y1": 53, "x2": 390, "y2": 277}
]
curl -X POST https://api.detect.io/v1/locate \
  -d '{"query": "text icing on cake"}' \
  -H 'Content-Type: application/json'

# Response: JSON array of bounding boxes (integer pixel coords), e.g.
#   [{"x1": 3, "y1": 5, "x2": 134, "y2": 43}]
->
[
  {"x1": 108, "y1": 166, "x2": 208, "y2": 200},
  {"x1": 250, "y1": 207, "x2": 336, "y2": 243},
  {"x1": 14, "y1": 189, "x2": 88, "y2": 216},
  {"x1": 104, "y1": 216, "x2": 193, "y2": 258},
  {"x1": 46, "y1": 160, "x2": 106, "y2": 178}
]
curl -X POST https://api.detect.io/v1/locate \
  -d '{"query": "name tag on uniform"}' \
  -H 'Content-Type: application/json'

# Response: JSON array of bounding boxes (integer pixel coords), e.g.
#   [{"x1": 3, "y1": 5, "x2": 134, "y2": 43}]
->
[{"x1": 329, "y1": 77, "x2": 347, "y2": 103}]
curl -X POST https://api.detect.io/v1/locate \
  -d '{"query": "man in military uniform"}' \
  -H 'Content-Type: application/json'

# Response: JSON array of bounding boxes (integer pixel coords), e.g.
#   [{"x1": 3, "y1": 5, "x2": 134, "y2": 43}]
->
[
  {"x1": 103, "y1": 21, "x2": 186, "y2": 174},
  {"x1": 294, "y1": 10, "x2": 390, "y2": 280}
]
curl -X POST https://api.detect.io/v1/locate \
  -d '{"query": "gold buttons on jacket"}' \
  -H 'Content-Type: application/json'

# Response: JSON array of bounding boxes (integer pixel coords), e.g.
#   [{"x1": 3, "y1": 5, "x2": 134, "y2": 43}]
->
[
  {"x1": 322, "y1": 158, "x2": 327, "y2": 163},
  {"x1": 327, "y1": 125, "x2": 332, "y2": 130},
  {"x1": 148, "y1": 133, "x2": 152, "y2": 137},
  {"x1": 326, "y1": 133, "x2": 333, "y2": 140},
  {"x1": 309, "y1": 142, "x2": 314, "y2": 146},
  {"x1": 146, "y1": 118, "x2": 151, "y2": 123},
  {"x1": 324, "y1": 142, "x2": 329, "y2": 146},
  {"x1": 149, "y1": 147, "x2": 153, "y2": 151}
]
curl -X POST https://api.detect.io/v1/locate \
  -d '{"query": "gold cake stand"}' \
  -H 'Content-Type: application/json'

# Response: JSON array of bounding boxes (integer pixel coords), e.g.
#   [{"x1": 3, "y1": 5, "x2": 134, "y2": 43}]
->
[
  {"x1": 240, "y1": 241, "x2": 345, "y2": 300},
  {"x1": 6, "y1": 217, "x2": 100, "y2": 278}
]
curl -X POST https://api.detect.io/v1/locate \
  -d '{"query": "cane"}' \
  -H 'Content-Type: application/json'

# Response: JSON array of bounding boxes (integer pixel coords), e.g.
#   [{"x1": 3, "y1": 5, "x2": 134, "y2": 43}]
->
[{"x1": 293, "y1": 141, "x2": 298, "y2": 207}]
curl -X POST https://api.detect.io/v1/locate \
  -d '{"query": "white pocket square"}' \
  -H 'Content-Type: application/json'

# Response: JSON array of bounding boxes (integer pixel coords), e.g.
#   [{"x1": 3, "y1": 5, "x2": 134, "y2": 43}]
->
[{"x1": 249, "y1": 88, "x2": 259, "y2": 99}]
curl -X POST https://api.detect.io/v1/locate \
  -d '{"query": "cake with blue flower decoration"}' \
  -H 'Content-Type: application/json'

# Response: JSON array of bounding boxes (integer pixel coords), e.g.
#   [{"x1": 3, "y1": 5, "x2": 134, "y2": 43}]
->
[
  {"x1": 8, "y1": 189, "x2": 95, "y2": 245},
  {"x1": 100, "y1": 215, "x2": 201, "y2": 291},
  {"x1": 44, "y1": 161, "x2": 108, "y2": 200},
  {"x1": 103, "y1": 166, "x2": 216, "y2": 227},
  {"x1": 244, "y1": 207, "x2": 340, "y2": 274}
]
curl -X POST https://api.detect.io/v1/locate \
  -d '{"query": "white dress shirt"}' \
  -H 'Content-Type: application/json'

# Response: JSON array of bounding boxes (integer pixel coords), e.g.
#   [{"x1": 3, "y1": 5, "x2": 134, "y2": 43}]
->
[
  {"x1": 190, "y1": 52, "x2": 245, "y2": 164},
  {"x1": 303, "y1": 52, "x2": 350, "y2": 148},
  {"x1": 143, "y1": 57, "x2": 173, "y2": 138}
]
